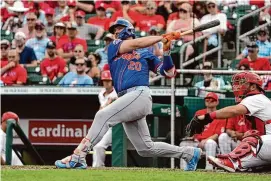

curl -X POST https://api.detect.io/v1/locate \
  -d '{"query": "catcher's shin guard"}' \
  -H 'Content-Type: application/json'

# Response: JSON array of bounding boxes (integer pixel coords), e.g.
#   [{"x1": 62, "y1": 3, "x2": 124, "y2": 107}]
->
[{"x1": 217, "y1": 130, "x2": 263, "y2": 171}]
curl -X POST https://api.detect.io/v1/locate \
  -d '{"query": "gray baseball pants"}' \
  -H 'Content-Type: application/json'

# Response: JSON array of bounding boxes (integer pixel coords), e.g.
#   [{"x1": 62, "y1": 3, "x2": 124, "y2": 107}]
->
[{"x1": 81, "y1": 86, "x2": 195, "y2": 162}]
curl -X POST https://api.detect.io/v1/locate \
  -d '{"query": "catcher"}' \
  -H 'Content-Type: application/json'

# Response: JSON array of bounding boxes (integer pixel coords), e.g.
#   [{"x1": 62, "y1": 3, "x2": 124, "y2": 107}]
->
[{"x1": 189, "y1": 72, "x2": 271, "y2": 172}]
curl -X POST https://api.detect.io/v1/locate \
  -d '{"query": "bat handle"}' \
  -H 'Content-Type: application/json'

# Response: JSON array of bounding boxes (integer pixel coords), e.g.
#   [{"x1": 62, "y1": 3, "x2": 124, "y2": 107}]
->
[{"x1": 162, "y1": 38, "x2": 168, "y2": 43}]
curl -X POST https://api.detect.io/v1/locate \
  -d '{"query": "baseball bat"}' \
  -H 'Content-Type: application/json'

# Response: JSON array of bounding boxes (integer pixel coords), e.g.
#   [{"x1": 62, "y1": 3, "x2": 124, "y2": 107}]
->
[{"x1": 162, "y1": 20, "x2": 220, "y2": 43}]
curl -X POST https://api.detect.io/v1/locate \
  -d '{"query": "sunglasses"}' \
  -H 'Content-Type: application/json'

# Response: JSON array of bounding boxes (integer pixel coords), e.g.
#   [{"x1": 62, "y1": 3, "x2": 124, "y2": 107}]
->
[
  {"x1": 203, "y1": 66, "x2": 212, "y2": 69},
  {"x1": 74, "y1": 50, "x2": 82, "y2": 53},
  {"x1": 97, "y1": 7, "x2": 105, "y2": 11},
  {"x1": 205, "y1": 98, "x2": 216, "y2": 102},
  {"x1": 27, "y1": 18, "x2": 36, "y2": 21},
  {"x1": 1, "y1": 46, "x2": 8, "y2": 50},
  {"x1": 207, "y1": 4, "x2": 216, "y2": 9},
  {"x1": 258, "y1": 32, "x2": 267, "y2": 36},
  {"x1": 55, "y1": 26, "x2": 65, "y2": 29},
  {"x1": 35, "y1": 27, "x2": 44, "y2": 31},
  {"x1": 147, "y1": 7, "x2": 154, "y2": 10},
  {"x1": 121, "y1": 1, "x2": 129, "y2": 5},
  {"x1": 248, "y1": 49, "x2": 256, "y2": 53},
  {"x1": 75, "y1": 63, "x2": 85, "y2": 66},
  {"x1": 8, "y1": 56, "x2": 16, "y2": 59},
  {"x1": 179, "y1": 8, "x2": 188, "y2": 13},
  {"x1": 76, "y1": 16, "x2": 83, "y2": 19}
]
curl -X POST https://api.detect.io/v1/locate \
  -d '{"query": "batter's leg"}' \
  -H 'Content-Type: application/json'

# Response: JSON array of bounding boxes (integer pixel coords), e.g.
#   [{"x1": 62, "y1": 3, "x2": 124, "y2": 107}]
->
[
  {"x1": 55, "y1": 88, "x2": 152, "y2": 168},
  {"x1": 122, "y1": 117, "x2": 201, "y2": 170},
  {"x1": 92, "y1": 127, "x2": 112, "y2": 167},
  {"x1": 179, "y1": 140, "x2": 199, "y2": 169}
]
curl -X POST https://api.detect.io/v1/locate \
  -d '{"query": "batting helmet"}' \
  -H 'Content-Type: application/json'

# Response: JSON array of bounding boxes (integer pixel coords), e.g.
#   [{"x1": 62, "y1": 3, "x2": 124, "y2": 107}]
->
[
  {"x1": 101, "y1": 70, "x2": 112, "y2": 81},
  {"x1": 109, "y1": 18, "x2": 135, "y2": 40},
  {"x1": 231, "y1": 72, "x2": 264, "y2": 102},
  {"x1": 1, "y1": 112, "x2": 19, "y2": 123}
]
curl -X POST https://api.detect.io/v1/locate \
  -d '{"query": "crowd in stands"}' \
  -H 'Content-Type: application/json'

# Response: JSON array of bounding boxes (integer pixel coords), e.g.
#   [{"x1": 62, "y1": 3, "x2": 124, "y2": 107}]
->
[{"x1": 0, "y1": 0, "x2": 270, "y2": 88}]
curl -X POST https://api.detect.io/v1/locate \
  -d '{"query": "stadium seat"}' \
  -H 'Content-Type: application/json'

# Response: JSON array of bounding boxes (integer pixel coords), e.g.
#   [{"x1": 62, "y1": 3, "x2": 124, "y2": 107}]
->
[
  {"x1": 26, "y1": 66, "x2": 41, "y2": 74},
  {"x1": 27, "y1": 74, "x2": 47, "y2": 85},
  {"x1": 87, "y1": 40, "x2": 104, "y2": 53},
  {"x1": 1, "y1": 30, "x2": 14, "y2": 43}
]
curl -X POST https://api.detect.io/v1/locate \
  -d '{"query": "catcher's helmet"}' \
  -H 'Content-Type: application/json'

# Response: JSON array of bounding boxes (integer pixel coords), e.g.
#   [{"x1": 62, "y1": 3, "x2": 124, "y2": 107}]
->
[
  {"x1": 109, "y1": 18, "x2": 135, "y2": 40},
  {"x1": 1, "y1": 112, "x2": 19, "y2": 123},
  {"x1": 101, "y1": 70, "x2": 112, "y2": 81},
  {"x1": 231, "y1": 72, "x2": 264, "y2": 102}
]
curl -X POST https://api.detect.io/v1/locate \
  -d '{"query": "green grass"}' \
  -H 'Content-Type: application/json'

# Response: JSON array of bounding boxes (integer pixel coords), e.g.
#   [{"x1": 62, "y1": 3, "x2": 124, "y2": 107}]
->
[{"x1": 2, "y1": 167, "x2": 271, "y2": 181}]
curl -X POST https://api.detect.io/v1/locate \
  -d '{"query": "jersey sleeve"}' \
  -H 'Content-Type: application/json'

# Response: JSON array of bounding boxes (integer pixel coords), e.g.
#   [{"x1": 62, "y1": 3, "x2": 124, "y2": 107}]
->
[
  {"x1": 240, "y1": 96, "x2": 264, "y2": 116},
  {"x1": 145, "y1": 51, "x2": 163, "y2": 73},
  {"x1": 107, "y1": 40, "x2": 123, "y2": 63},
  {"x1": 58, "y1": 58, "x2": 66, "y2": 73},
  {"x1": 226, "y1": 117, "x2": 235, "y2": 130}
]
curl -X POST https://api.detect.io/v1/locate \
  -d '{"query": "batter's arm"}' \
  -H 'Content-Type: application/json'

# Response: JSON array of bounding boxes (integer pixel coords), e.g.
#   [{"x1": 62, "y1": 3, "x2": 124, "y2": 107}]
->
[{"x1": 118, "y1": 36, "x2": 163, "y2": 54}]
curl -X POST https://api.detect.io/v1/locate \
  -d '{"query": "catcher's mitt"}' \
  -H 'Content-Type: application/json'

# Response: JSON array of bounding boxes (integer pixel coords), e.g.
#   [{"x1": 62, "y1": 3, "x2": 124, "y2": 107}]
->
[
  {"x1": 185, "y1": 116, "x2": 204, "y2": 137},
  {"x1": 185, "y1": 114, "x2": 213, "y2": 137}
]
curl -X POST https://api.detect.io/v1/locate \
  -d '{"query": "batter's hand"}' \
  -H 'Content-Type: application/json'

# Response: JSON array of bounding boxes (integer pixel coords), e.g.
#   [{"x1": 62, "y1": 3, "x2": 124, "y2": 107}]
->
[{"x1": 162, "y1": 32, "x2": 181, "y2": 43}]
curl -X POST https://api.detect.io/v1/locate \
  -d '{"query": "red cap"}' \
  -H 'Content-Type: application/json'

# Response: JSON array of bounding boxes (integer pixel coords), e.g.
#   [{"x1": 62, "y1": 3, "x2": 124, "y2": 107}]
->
[
  {"x1": 204, "y1": 92, "x2": 218, "y2": 101},
  {"x1": 101, "y1": 70, "x2": 112, "y2": 81},
  {"x1": 67, "y1": 0, "x2": 76, "y2": 7},
  {"x1": 45, "y1": 7, "x2": 54, "y2": 15},
  {"x1": 75, "y1": 10, "x2": 86, "y2": 17},
  {"x1": 1, "y1": 112, "x2": 19, "y2": 123},
  {"x1": 103, "y1": 64, "x2": 110, "y2": 71}
]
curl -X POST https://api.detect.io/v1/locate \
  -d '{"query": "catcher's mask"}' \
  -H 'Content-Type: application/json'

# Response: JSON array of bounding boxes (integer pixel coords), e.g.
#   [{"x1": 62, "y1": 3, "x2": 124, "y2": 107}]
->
[{"x1": 231, "y1": 72, "x2": 264, "y2": 103}]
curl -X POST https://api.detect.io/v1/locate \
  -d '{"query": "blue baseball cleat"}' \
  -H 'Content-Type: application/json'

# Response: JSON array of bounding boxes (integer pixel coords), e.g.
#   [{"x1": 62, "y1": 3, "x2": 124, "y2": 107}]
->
[
  {"x1": 184, "y1": 148, "x2": 202, "y2": 171},
  {"x1": 55, "y1": 155, "x2": 87, "y2": 169}
]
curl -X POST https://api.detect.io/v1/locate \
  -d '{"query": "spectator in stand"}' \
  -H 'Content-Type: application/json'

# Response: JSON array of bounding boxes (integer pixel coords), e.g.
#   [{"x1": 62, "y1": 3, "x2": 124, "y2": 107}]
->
[
  {"x1": 95, "y1": 0, "x2": 121, "y2": 14},
  {"x1": 59, "y1": 0, "x2": 78, "y2": 23},
  {"x1": 44, "y1": 8, "x2": 55, "y2": 37},
  {"x1": 23, "y1": 2, "x2": 46, "y2": 25},
  {"x1": 156, "y1": 0, "x2": 178, "y2": 22},
  {"x1": 200, "y1": 0, "x2": 227, "y2": 61},
  {"x1": 192, "y1": 1, "x2": 208, "y2": 20},
  {"x1": 238, "y1": 63, "x2": 250, "y2": 71},
  {"x1": 14, "y1": 32, "x2": 37, "y2": 67},
  {"x1": 0, "y1": 112, "x2": 23, "y2": 165},
  {"x1": 218, "y1": 115, "x2": 252, "y2": 154},
  {"x1": 110, "y1": 0, "x2": 141, "y2": 27},
  {"x1": 194, "y1": 61, "x2": 225, "y2": 90},
  {"x1": 49, "y1": 22, "x2": 68, "y2": 46},
  {"x1": 0, "y1": 40, "x2": 10, "y2": 66},
  {"x1": 180, "y1": 92, "x2": 226, "y2": 170},
  {"x1": 167, "y1": 2, "x2": 202, "y2": 61},
  {"x1": 87, "y1": 4, "x2": 111, "y2": 31},
  {"x1": 57, "y1": 22, "x2": 87, "y2": 62},
  {"x1": 239, "y1": 42, "x2": 271, "y2": 71},
  {"x1": 40, "y1": 41, "x2": 66, "y2": 84},
  {"x1": 68, "y1": 0, "x2": 95, "y2": 14},
  {"x1": 54, "y1": 0, "x2": 69, "y2": 22},
  {"x1": 25, "y1": 21, "x2": 50, "y2": 62},
  {"x1": 136, "y1": 1, "x2": 165, "y2": 32},
  {"x1": 130, "y1": 0, "x2": 148, "y2": 15},
  {"x1": 1, "y1": 49, "x2": 27, "y2": 86},
  {"x1": 69, "y1": 44, "x2": 87, "y2": 72},
  {"x1": 1, "y1": 0, "x2": 15, "y2": 22},
  {"x1": 86, "y1": 53, "x2": 102, "y2": 85},
  {"x1": 147, "y1": 26, "x2": 163, "y2": 57},
  {"x1": 58, "y1": 58, "x2": 93, "y2": 87},
  {"x1": 236, "y1": 28, "x2": 271, "y2": 60},
  {"x1": 95, "y1": 33, "x2": 114, "y2": 69},
  {"x1": 22, "y1": 0, "x2": 50, "y2": 12},
  {"x1": 17, "y1": 12, "x2": 37, "y2": 40},
  {"x1": 75, "y1": 10, "x2": 104, "y2": 40},
  {"x1": 2, "y1": 1, "x2": 29, "y2": 34},
  {"x1": 167, "y1": 0, "x2": 189, "y2": 25}
]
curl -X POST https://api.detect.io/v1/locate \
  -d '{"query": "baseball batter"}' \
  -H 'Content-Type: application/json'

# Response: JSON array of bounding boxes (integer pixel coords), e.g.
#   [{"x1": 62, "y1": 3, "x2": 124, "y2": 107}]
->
[
  {"x1": 194, "y1": 72, "x2": 271, "y2": 172},
  {"x1": 55, "y1": 18, "x2": 201, "y2": 170},
  {"x1": 92, "y1": 70, "x2": 117, "y2": 167}
]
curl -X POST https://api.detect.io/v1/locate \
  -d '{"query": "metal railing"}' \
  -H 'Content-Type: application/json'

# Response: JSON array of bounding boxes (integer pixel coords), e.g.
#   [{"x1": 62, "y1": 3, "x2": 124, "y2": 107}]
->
[
  {"x1": 236, "y1": 5, "x2": 271, "y2": 57},
  {"x1": 179, "y1": 33, "x2": 222, "y2": 85}
]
